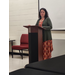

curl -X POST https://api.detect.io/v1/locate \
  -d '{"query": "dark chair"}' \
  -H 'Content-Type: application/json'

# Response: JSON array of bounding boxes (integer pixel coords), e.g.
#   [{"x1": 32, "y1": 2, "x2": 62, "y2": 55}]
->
[{"x1": 12, "y1": 34, "x2": 29, "y2": 59}]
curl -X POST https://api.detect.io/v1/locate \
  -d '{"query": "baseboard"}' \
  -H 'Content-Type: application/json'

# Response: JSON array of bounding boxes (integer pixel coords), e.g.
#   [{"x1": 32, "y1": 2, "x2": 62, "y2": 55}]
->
[{"x1": 9, "y1": 52, "x2": 29, "y2": 56}]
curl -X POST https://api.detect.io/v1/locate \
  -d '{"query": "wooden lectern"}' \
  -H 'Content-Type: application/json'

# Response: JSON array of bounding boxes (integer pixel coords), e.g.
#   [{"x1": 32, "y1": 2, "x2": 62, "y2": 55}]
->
[{"x1": 23, "y1": 26, "x2": 45, "y2": 63}]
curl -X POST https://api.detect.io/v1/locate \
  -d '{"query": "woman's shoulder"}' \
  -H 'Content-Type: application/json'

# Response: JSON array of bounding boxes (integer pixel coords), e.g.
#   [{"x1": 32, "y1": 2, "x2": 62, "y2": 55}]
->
[
  {"x1": 45, "y1": 17, "x2": 52, "y2": 22},
  {"x1": 46, "y1": 17, "x2": 50, "y2": 20}
]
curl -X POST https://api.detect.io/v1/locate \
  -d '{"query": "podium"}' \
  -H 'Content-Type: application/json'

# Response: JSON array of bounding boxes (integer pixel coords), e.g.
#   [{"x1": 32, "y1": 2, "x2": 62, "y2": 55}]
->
[{"x1": 23, "y1": 26, "x2": 45, "y2": 63}]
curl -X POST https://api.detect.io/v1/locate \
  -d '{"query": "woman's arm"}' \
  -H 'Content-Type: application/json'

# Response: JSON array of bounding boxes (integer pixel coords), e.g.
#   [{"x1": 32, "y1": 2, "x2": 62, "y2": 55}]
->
[
  {"x1": 35, "y1": 19, "x2": 39, "y2": 26},
  {"x1": 42, "y1": 17, "x2": 52, "y2": 30}
]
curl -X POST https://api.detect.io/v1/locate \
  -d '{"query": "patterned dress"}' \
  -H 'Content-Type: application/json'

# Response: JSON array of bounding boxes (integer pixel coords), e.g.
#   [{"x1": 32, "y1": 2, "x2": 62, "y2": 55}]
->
[{"x1": 39, "y1": 20, "x2": 53, "y2": 60}]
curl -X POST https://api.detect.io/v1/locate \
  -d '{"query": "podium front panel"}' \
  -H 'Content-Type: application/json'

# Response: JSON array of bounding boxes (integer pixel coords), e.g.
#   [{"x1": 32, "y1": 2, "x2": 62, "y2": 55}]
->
[
  {"x1": 38, "y1": 28, "x2": 43, "y2": 61},
  {"x1": 29, "y1": 33, "x2": 38, "y2": 63}
]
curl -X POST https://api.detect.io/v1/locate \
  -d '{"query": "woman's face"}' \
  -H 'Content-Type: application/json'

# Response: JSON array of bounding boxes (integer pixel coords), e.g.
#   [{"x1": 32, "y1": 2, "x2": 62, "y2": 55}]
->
[{"x1": 40, "y1": 10, "x2": 45, "y2": 18}]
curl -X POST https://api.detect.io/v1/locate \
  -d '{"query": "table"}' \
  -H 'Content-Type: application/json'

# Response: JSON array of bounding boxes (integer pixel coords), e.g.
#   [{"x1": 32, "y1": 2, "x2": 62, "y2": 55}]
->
[
  {"x1": 9, "y1": 40, "x2": 15, "y2": 53},
  {"x1": 25, "y1": 55, "x2": 65, "y2": 74},
  {"x1": 9, "y1": 40, "x2": 15, "y2": 46},
  {"x1": 9, "y1": 68, "x2": 64, "y2": 75}
]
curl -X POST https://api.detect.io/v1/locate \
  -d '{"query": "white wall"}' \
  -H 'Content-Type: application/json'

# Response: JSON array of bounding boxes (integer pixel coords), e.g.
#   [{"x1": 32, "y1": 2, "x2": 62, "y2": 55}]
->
[
  {"x1": 51, "y1": 31, "x2": 65, "y2": 57},
  {"x1": 51, "y1": 31, "x2": 65, "y2": 39},
  {"x1": 9, "y1": 0, "x2": 65, "y2": 57},
  {"x1": 39, "y1": 0, "x2": 65, "y2": 30},
  {"x1": 9, "y1": 0, "x2": 38, "y2": 52}
]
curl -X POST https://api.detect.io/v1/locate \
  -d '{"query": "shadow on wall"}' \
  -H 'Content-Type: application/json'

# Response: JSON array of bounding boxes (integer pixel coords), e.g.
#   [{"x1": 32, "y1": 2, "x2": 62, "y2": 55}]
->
[{"x1": 52, "y1": 39, "x2": 65, "y2": 58}]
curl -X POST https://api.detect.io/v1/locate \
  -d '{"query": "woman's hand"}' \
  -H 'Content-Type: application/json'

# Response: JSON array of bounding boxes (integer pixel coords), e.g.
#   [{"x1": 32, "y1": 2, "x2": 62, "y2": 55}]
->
[{"x1": 28, "y1": 25, "x2": 31, "y2": 26}]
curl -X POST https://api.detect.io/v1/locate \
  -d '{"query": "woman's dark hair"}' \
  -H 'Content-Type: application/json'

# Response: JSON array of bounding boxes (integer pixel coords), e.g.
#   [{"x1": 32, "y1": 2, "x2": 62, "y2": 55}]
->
[{"x1": 39, "y1": 8, "x2": 49, "y2": 19}]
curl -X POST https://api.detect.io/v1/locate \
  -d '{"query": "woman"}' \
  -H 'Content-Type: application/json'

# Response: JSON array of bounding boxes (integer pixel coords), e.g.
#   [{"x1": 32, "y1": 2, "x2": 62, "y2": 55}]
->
[{"x1": 35, "y1": 8, "x2": 53, "y2": 60}]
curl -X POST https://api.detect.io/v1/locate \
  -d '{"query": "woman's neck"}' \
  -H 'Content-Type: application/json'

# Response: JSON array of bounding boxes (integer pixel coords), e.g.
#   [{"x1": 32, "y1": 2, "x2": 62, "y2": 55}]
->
[{"x1": 41, "y1": 17, "x2": 45, "y2": 20}]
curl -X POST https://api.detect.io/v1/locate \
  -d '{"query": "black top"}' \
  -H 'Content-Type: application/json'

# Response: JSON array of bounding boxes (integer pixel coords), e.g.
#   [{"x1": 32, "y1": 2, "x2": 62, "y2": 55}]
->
[
  {"x1": 25, "y1": 55, "x2": 65, "y2": 74},
  {"x1": 9, "y1": 68, "x2": 64, "y2": 75}
]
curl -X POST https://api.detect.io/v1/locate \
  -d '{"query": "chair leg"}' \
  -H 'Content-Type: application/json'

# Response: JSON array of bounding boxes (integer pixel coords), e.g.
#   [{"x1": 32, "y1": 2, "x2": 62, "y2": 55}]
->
[
  {"x1": 12, "y1": 49, "x2": 13, "y2": 58},
  {"x1": 21, "y1": 50, "x2": 23, "y2": 59},
  {"x1": 19, "y1": 50, "x2": 22, "y2": 57}
]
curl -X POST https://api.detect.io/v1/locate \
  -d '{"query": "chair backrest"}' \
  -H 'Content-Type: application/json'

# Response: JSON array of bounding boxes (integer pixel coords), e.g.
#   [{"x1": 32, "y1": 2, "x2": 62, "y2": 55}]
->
[{"x1": 20, "y1": 34, "x2": 28, "y2": 45}]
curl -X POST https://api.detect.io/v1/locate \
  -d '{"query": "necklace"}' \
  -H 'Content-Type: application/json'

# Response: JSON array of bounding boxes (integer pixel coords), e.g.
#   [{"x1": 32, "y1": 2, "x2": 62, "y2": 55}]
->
[{"x1": 40, "y1": 18, "x2": 44, "y2": 22}]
